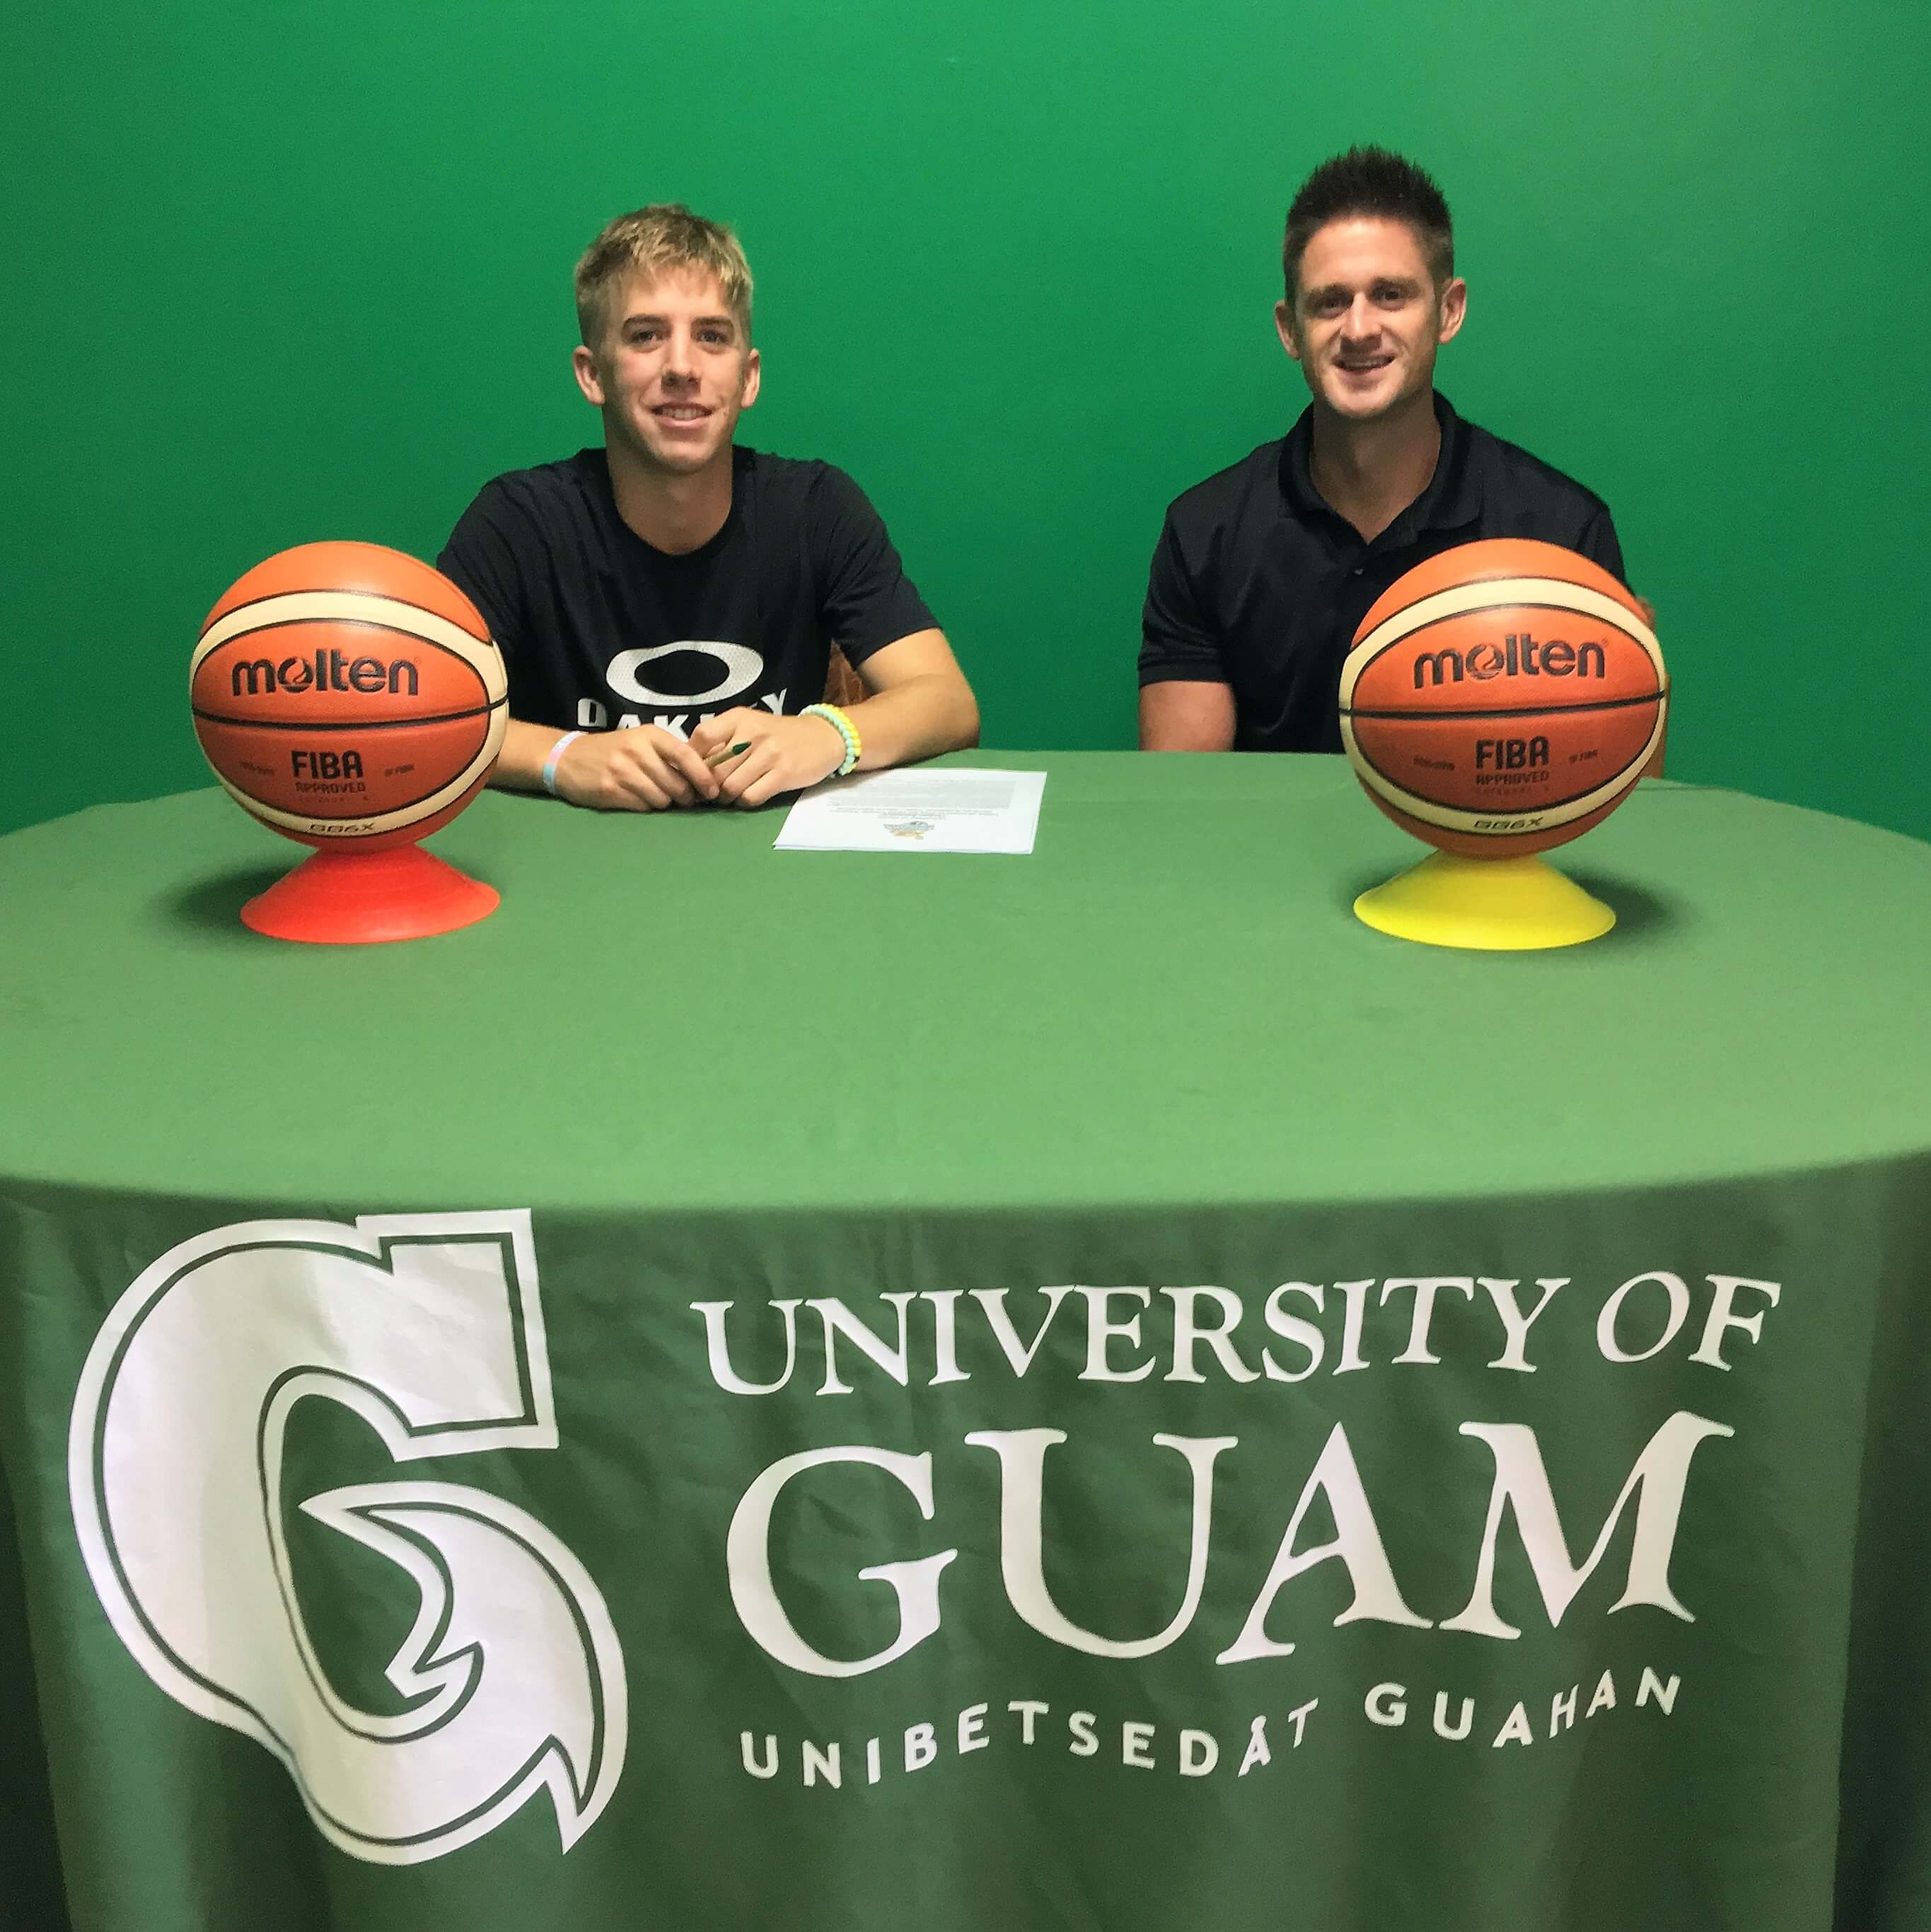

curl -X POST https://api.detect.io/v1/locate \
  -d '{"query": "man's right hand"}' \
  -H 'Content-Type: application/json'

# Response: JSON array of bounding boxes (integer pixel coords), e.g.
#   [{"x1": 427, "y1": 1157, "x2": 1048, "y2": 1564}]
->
[{"x1": 548, "y1": 726, "x2": 722, "y2": 811}]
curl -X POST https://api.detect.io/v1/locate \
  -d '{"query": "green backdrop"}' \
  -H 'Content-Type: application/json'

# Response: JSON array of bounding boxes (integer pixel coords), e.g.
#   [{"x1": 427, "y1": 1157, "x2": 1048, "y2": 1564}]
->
[{"x1": 6, "y1": 1, "x2": 1928, "y2": 842}]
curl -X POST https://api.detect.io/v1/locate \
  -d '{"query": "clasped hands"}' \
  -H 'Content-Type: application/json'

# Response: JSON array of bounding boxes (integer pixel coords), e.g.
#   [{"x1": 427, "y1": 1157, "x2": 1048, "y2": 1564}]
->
[{"x1": 549, "y1": 708, "x2": 849, "y2": 812}]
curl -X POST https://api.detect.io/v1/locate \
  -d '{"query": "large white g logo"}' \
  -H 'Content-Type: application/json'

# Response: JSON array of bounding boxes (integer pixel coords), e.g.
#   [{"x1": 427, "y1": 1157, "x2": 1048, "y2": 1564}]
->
[
  {"x1": 606, "y1": 640, "x2": 765, "y2": 707},
  {"x1": 67, "y1": 1211, "x2": 626, "y2": 1865}
]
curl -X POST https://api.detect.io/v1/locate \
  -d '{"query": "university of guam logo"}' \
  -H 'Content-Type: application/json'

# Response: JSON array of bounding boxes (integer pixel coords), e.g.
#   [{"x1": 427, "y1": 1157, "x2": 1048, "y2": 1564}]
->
[{"x1": 66, "y1": 1211, "x2": 626, "y2": 1865}]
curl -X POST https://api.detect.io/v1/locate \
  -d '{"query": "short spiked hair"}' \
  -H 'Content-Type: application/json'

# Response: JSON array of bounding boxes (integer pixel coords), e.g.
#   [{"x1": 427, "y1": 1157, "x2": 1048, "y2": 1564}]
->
[
  {"x1": 574, "y1": 203, "x2": 753, "y2": 349},
  {"x1": 1282, "y1": 147, "x2": 1454, "y2": 301}
]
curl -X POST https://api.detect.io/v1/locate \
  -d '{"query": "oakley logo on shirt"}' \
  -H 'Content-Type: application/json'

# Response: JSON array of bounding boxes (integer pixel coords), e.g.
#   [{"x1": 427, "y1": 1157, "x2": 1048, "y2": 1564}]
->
[{"x1": 605, "y1": 640, "x2": 766, "y2": 708}]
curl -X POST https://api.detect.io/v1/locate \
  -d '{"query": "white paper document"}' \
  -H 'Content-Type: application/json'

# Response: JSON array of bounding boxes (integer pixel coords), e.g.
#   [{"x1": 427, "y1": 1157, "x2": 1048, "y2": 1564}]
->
[{"x1": 774, "y1": 768, "x2": 1046, "y2": 854}]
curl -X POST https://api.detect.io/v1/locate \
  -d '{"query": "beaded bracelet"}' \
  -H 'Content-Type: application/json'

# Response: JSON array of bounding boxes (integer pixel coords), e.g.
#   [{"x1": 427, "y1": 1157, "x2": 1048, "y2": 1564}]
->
[
  {"x1": 541, "y1": 730, "x2": 585, "y2": 797},
  {"x1": 801, "y1": 702, "x2": 861, "y2": 777}
]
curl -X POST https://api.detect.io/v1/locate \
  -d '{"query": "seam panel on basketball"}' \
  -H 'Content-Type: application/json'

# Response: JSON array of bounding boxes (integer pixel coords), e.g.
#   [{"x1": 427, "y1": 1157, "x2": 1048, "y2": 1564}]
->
[
  {"x1": 214, "y1": 761, "x2": 486, "y2": 831},
  {"x1": 1341, "y1": 709, "x2": 1665, "y2": 831},
  {"x1": 1338, "y1": 578, "x2": 1663, "y2": 707},
  {"x1": 211, "y1": 710, "x2": 507, "y2": 835},
  {"x1": 1348, "y1": 748, "x2": 1653, "y2": 816},
  {"x1": 1343, "y1": 690, "x2": 1665, "y2": 723},
  {"x1": 192, "y1": 593, "x2": 504, "y2": 694},
  {"x1": 199, "y1": 714, "x2": 490, "y2": 816},
  {"x1": 191, "y1": 700, "x2": 504, "y2": 732},
  {"x1": 202, "y1": 583, "x2": 492, "y2": 646},
  {"x1": 1340, "y1": 613, "x2": 1664, "y2": 714}
]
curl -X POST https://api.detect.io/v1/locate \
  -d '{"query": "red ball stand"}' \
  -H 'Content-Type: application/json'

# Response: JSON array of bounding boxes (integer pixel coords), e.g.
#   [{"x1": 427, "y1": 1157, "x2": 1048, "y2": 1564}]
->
[{"x1": 240, "y1": 844, "x2": 499, "y2": 944}]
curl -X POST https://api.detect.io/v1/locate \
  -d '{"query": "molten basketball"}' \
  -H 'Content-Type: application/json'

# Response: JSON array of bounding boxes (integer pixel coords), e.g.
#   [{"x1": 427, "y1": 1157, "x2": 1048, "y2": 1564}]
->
[
  {"x1": 190, "y1": 543, "x2": 508, "y2": 850},
  {"x1": 1338, "y1": 539, "x2": 1666, "y2": 859}
]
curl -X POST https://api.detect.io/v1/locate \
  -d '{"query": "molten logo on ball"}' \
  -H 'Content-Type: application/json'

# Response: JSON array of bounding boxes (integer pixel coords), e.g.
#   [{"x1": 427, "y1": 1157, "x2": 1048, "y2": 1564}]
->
[
  {"x1": 229, "y1": 651, "x2": 422, "y2": 698},
  {"x1": 1413, "y1": 633, "x2": 1606, "y2": 688}
]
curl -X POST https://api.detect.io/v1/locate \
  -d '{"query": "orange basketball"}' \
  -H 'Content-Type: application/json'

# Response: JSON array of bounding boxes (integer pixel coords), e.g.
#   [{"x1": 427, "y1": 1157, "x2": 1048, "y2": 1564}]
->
[
  {"x1": 190, "y1": 542, "x2": 508, "y2": 850},
  {"x1": 1338, "y1": 538, "x2": 1666, "y2": 858}
]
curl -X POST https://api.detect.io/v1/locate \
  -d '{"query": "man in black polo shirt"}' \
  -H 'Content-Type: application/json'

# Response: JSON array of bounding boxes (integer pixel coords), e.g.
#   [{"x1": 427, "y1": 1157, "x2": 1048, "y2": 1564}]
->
[{"x1": 1140, "y1": 147, "x2": 1628, "y2": 754}]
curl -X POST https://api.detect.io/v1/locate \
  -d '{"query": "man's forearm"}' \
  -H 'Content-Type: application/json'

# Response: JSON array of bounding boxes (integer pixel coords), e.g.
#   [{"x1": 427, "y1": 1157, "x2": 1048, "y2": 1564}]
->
[
  {"x1": 1140, "y1": 679, "x2": 1236, "y2": 751},
  {"x1": 840, "y1": 672, "x2": 980, "y2": 772},
  {"x1": 489, "y1": 717, "x2": 577, "y2": 792}
]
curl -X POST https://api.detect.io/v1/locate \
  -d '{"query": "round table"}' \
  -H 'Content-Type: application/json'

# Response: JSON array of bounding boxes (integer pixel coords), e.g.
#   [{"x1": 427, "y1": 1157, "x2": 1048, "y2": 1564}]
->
[{"x1": 4, "y1": 754, "x2": 1930, "y2": 1932}]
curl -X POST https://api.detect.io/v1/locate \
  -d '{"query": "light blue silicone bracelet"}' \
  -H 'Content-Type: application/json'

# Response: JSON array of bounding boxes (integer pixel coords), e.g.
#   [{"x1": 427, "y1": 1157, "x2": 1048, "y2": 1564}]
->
[{"x1": 541, "y1": 730, "x2": 586, "y2": 797}]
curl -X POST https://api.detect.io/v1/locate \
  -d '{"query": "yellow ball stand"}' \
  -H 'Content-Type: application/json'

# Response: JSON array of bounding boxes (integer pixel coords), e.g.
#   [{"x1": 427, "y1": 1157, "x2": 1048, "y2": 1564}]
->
[{"x1": 1354, "y1": 850, "x2": 1614, "y2": 951}]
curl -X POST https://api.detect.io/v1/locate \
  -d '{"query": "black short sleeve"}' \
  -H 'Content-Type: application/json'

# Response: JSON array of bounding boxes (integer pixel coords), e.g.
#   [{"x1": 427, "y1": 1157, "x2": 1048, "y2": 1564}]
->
[
  {"x1": 1575, "y1": 504, "x2": 1628, "y2": 588},
  {"x1": 806, "y1": 468, "x2": 937, "y2": 667},
  {"x1": 1139, "y1": 514, "x2": 1228, "y2": 686},
  {"x1": 437, "y1": 484, "x2": 532, "y2": 661}
]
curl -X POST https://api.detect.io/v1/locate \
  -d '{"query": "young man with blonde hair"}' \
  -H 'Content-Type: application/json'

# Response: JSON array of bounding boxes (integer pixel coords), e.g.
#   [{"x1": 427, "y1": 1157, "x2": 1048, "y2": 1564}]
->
[
  {"x1": 1140, "y1": 148, "x2": 1630, "y2": 755},
  {"x1": 441, "y1": 204, "x2": 978, "y2": 810}
]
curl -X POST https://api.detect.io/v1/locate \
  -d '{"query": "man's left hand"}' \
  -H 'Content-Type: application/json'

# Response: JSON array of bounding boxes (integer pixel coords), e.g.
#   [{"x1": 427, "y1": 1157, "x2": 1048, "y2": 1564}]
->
[{"x1": 688, "y1": 708, "x2": 849, "y2": 809}]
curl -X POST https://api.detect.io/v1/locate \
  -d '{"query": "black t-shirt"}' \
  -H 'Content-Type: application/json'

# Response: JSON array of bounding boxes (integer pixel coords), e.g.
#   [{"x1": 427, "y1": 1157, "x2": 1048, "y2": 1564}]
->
[
  {"x1": 1140, "y1": 393, "x2": 1627, "y2": 753},
  {"x1": 437, "y1": 446, "x2": 936, "y2": 735}
]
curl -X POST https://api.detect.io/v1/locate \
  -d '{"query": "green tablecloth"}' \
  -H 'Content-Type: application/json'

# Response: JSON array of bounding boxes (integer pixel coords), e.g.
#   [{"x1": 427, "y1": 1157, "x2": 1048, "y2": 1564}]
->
[{"x1": 4, "y1": 752, "x2": 1930, "y2": 1932}]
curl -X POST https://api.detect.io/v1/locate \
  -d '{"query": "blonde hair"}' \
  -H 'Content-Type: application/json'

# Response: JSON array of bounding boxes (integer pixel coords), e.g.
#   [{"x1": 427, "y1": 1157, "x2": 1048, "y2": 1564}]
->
[{"x1": 574, "y1": 204, "x2": 754, "y2": 349}]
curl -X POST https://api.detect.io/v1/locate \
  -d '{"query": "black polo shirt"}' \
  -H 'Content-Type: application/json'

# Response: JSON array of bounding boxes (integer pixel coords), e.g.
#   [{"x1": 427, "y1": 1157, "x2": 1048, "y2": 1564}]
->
[{"x1": 1139, "y1": 393, "x2": 1626, "y2": 753}]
